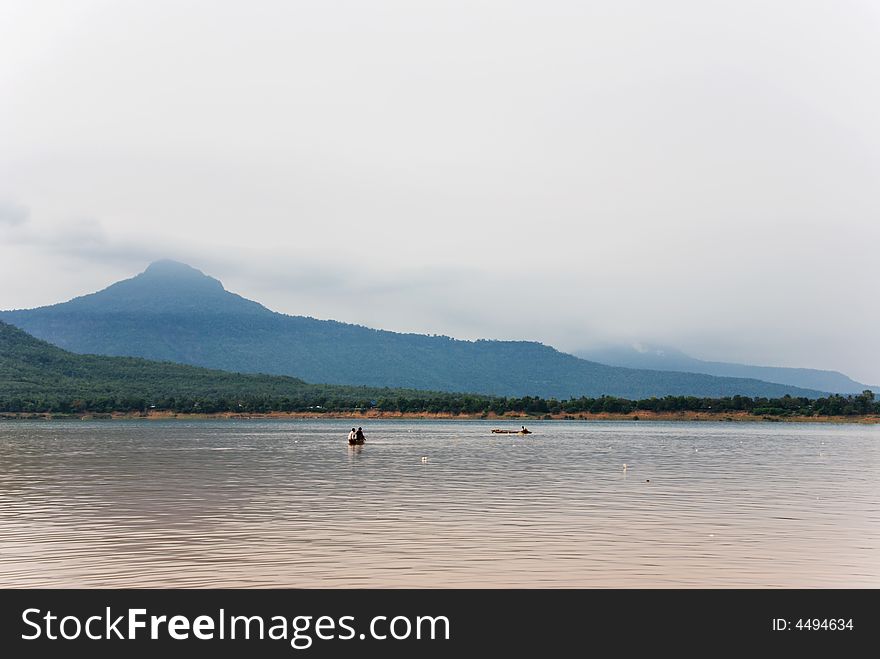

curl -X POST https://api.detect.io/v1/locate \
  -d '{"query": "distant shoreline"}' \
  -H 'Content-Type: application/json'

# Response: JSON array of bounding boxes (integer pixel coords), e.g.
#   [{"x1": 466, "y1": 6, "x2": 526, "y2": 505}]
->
[{"x1": 2, "y1": 410, "x2": 878, "y2": 424}]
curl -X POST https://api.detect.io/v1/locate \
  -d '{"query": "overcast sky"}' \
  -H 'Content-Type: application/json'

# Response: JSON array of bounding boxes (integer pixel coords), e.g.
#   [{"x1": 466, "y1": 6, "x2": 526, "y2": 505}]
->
[{"x1": 1, "y1": 0, "x2": 878, "y2": 383}]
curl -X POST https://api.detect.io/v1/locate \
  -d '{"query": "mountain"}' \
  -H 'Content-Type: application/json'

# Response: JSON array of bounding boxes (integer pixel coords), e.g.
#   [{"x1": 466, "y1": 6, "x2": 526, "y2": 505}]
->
[
  {"x1": 29, "y1": 260, "x2": 270, "y2": 315},
  {"x1": 0, "y1": 261, "x2": 829, "y2": 399},
  {"x1": 576, "y1": 344, "x2": 877, "y2": 394},
  {"x1": 0, "y1": 319, "x2": 440, "y2": 410}
]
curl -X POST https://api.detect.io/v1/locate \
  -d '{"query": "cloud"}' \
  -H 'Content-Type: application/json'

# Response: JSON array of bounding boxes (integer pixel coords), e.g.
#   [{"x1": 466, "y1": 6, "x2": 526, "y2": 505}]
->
[
  {"x1": 0, "y1": 200, "x2": 29, "y2": 227},
  {"x1": 0, "y1": 203, "x2": 180, "y2": 268},
  {"x1": 0, "y1": 202, "x2": 310, "y2": 298}
]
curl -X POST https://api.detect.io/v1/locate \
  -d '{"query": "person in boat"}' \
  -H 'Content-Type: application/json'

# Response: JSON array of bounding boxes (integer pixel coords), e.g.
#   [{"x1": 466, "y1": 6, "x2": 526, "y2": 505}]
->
[
  {"x1": 521, "y1": 426, "x2": 530, "y2": 434},
  {"x1": 348, "y1": 428, "x2": 357, "y2": 443},
  {"x1": 355, "y1": 427, "x2": 366, "y2": 443}
]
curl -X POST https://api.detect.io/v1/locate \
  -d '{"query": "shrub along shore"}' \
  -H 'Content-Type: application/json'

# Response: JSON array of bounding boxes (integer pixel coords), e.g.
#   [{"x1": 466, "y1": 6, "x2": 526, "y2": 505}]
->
[{"x1": 2, "y1": 391, "x2": 876, "y2": 422}]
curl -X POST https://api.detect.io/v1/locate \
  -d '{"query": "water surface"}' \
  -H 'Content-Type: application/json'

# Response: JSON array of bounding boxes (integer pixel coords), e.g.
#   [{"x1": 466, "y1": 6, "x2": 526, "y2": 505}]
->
[{"x1": 0, "y1": 419, "x2": 876, "y2": 587}]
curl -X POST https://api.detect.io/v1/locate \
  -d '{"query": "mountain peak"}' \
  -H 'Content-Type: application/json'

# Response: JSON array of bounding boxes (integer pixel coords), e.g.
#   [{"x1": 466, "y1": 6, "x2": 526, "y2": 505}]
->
[
  {"x1": 136, "y1": 260, "x2": 224, "y2": 292},
  {"x1": 21, "y1": 261, "x2": 270, "y2": 315},
  {"x1": 142, "y1": 259, "x2": 213, "y2": 280}
]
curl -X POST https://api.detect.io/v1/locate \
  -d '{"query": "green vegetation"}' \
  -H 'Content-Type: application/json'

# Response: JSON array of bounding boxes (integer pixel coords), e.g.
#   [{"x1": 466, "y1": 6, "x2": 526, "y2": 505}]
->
[
  {"x1": 528, "y1": 392, "x2": 879, "y2": 418},
  {"x1": 373, "y1": 391, "x2": 878, "y2": 418},
  {"x1": 1, "y1": 321, "x2": 876, "y2": 418},
  {"x1": 0, "y1": 320, "x2": 446, "y2": 414}
]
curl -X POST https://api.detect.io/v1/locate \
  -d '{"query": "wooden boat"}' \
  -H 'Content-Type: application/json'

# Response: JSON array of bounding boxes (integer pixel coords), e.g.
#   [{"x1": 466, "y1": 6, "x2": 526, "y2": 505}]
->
[
  {"x1": 348, "y1": 438, "x2": 365, "y2": 445},
  {"x1": 491, "y1": 428, "x2": 532, "y2": 435}
]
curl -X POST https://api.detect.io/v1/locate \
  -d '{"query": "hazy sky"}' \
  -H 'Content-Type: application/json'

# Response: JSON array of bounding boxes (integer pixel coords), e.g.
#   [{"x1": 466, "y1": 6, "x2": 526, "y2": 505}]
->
[{"x1": 1, "y1": 1, "x2": 878, "y2": 383}]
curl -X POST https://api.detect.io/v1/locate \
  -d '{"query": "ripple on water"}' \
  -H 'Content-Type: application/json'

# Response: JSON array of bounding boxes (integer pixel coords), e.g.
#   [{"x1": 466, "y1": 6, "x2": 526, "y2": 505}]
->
[{"x1": 0, "y1": 419, "x2": 877, "y2": 587}]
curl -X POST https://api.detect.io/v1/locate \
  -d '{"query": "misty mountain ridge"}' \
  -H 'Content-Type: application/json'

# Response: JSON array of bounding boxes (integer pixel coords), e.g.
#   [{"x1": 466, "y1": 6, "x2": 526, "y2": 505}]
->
[
  {"x1": 576, "y1": 343, "x2": 876, "y2": 395},
  {"x1": 0, "y1": 260, "x2": 832, "y2": 400},
  {"x1": 0, "y1": 319, "x2": 458, "y2": 410}
]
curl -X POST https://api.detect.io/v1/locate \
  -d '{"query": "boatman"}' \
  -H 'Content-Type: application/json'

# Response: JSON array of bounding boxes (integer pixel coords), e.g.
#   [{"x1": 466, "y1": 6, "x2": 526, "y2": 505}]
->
[{"x1": 348, "y1": 428, "x2": 357, "y2": 442}]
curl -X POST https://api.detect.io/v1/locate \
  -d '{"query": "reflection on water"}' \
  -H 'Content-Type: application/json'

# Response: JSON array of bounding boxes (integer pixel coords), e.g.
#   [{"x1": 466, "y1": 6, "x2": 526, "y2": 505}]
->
[{"x1": 0, "y1": 420, "x2": 877, "y2": 587}]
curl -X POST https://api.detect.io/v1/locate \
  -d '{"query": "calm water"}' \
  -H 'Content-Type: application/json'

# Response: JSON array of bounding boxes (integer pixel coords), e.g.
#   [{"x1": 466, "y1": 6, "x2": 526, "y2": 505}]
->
[{"x1": 0, "y1": 419, "x2": 877, "y2": 588}]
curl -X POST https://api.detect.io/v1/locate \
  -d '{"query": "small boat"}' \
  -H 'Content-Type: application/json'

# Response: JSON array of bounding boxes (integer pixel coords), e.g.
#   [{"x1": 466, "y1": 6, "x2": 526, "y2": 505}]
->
[
  {"x1": 348, "y1": 438, "x2": 365, "y2": 445},
  {"x1": 491, "y1": 428, "x2": 532, "y2": 435}
]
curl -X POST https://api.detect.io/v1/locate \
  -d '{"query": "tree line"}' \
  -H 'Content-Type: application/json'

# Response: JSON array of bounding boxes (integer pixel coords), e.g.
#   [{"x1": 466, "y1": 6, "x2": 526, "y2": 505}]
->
[{"x1": 2, "y1": 391, "x2": 876, "y2": 417}]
